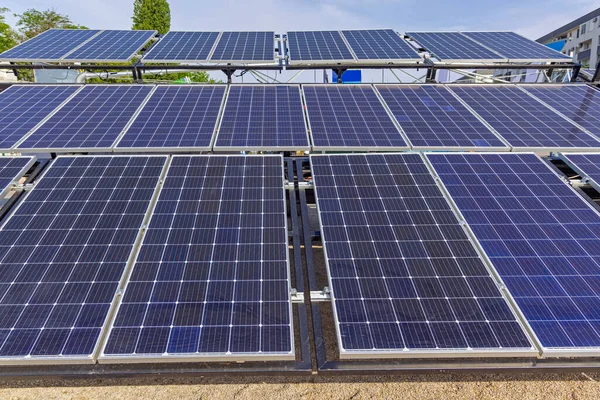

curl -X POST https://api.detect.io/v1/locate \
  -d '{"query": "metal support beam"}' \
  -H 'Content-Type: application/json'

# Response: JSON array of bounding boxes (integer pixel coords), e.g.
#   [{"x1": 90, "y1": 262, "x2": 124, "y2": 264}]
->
[
  {"x1": 221, "y1": 68, "x2": 236, "y2": 84},
  {"x1": 571, "y1": 64, "x2": 581, "y2": 82}
]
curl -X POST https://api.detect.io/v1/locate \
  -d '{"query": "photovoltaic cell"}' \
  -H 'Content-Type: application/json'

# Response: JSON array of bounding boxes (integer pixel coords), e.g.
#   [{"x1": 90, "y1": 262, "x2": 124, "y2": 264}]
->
[
  {"x1": 17, "y1": 85, "x2": 152, "y2": 151},
  {"x1": 0, "y1": 29, "x2": 101, "y2": 61},
  {"x1": 559, "y1": 153, "x2": 600, "y2": 193},
  {"x1": 375, "y1": 85, "x2": 507, "y2": 149},
  {"x1": 63, "y1": 30, "x2": 156, "y2": 62},
  {"x1": 311, "y1": 153, "x2": 533, "y2": 357},
  {"x1": 303, "y1": 85, "x2": 407, "y2": 150},
  {"x1": 406, "y1": 32, "x2": 505, "y2": 62},
  {"x1": 449, "y1": 85, "x2": 600, "y2": 150},
  {"x1": 0, "y1": 85, "x2": 80, "y2": 150},
  {"x1": 210, "y1": 31, "x2": 274, "y2": 62},
  {"x1": 428, "y1": 153, "x2": 600, "y2": 354},
  {"x1": 341, "y1": 29, "x2": 420, "y2": 61},
  {"x1": 0, "y1": 155, "x2": 166, "y2": 362},
  {"x1": 0, "y1": 156, "x2": 35, "y2": 198},
  {"x1": 116, "y1": 85, "x2": 225, "y2": 150},
  {"x1": 142, "y1": 31, "x2": 220, "y2": 61},
  {"x1": 462, "y1": 31, "x2": 571, "y2": 61},
  {"x1": 286, "y1": 31, "x2": 354, "y2": 62},
  {"x1": 102, "y1": 155, "x2": 293, "y2": 361},
  {"x1": 215, "y1": 86, "x2": 309, "y2": 151}
]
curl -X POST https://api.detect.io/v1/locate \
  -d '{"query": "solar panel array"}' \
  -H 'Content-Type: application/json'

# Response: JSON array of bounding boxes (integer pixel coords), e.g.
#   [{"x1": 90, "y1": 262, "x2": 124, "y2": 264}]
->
[
  {"x1": 303, "y1": 85, "x2": 407, "y2": 150},
  {"x1": 428, "y1": 153, "x2": 600, "y2": 354},
  {"x1": 311, "y1": 153, "x2": 534, "y2": 356},
  {"x1": 102, "y1": 155, "x2": 292, "y2": 361},
  {"x1": 286, "y1": 31, "x2": 355, "y2": 62},
  {"x1": 116, "y1": 85, "x2": 226, "y2": 151},
  {"x1": 406, "y1": 32, "x2": 505, "y2": 62},
  {"x1": 142, "y1": 31, "x2": 220, "y2": 62},
  {"x1": 62, "y1": 30, "x2": 157, "y2": 62},
  {"x1": 448, "y1": 85, "x2": 600, "y2": 150},
  {"x1": 0, "y1": 156, "x2": 166, "y2": 362},
  {"x1": 215, "y1": 86, "x2": 309, "y2": 151},
  {"x1": 340, "y1": 29, "x2": 420, "y2": 61},
  {"x1": 0, "y1": 29, "x2": 101, "y2": 61},
  {"x1": 559, "y1": 153, "x2": 600, "y2": 192},
  {"x1": 375, "y1": 85, "x2": 507, "y2": 150},
  {"x1": 0, "y1": 156, "x2": 36, "y2": 198},
  {"x1": 0, "y1": 85, "x2": 80, "y2": 150},
  {"x1": 210, "y1": 31, "x2": 274, "y2": 62}
]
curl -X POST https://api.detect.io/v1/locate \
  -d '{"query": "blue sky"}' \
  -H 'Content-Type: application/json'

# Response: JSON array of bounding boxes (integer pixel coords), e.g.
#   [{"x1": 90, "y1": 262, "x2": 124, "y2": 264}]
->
[{"x1": 3, "y1": 0, "x2": 599, "y2": 40}]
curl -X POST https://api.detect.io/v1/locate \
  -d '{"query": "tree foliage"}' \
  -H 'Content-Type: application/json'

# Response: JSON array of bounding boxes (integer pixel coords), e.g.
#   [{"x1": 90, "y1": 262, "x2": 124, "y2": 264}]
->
[
  {"x1": 14, "y1": 9, "x2": 88, "y2": 40},
  {"x1": 132, "y1": 0, "x2": 171, "y2": 34},
  {"x1": 0, "y1": 8, "x2": 17, "y2": 54}
]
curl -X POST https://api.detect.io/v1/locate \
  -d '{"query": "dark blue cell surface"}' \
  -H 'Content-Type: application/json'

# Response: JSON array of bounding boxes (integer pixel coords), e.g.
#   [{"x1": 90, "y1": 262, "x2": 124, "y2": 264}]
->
[
  {"x1": 0, "y1": 155, "x2": 166, "y2": 360},
  {"x1": 63, "y1": 30, "x2": 156, "y2": 61},
  {"x1": 428, "y1": 152, "x2": 600, "y2": 350},
  {"x1": 341, "y1": 29, "x2": 420, "y2": 60},
  {"x1": 287, "y1": 31, "x2": 354, "y2": 62},
  {"x1": 0, "y1": 85, "x2": 80, "y2": 149},
  {"x1": 406, "y1": 32, "x2": 504, "y2": 61},
  {"x1": 142, "y1": 31, "x2": 220, "y2": 61},
  {"x1": 462, "y1": 31, "x2": 571, "y2": 61},
  {"x1": 303, "y1": 85, "x2": 407, "y2": 149},
  {"x1": 0, "y1": 29, "x2": 101, "y2": 61},
  {"x1": 210, "y1": 32, "x2": 274, "y2": 61},
  {"x1": 103, "y1": 155, "x2": 292, "y2": 359},
  {"x1": 311, "y1": 153, "x2": 533, "y2": 355},
  {"x1": 215, "y1": 85, "x2": 308, "y2": 150},
  {"x1": 0, "y1": 156, "x2": 35, "y2": 195},
  {"x1": 117, "y1": 85, "x2": 225, "y2": 149}
]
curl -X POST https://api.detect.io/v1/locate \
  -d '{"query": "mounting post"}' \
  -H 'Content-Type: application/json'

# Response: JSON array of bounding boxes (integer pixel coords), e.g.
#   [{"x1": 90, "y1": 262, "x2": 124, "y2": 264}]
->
[
  {"x1": 221, "y1": 68, "x2": 236, "y2": 83},
  {"x1": 592, "y1": 58, "x2": 600, "y2": 83},
  {"x1": 9, "y1": 62, "x2": 19, "y2": 80},
  {"x1": 425, "y1": 66, "x2": 437, "y2": 82},
  {"x1": 570, "y1": 64, "x2": 581, "y2": 82},
  {"x1": 333, "y1": 68, "x2": 347, "y2": 83}
]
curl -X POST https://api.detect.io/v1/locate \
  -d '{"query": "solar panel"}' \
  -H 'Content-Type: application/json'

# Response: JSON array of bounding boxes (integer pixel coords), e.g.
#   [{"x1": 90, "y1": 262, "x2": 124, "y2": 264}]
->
[
  {"x1": 406, "y1": 32, "x2": 505, "y2": 62},
  {"x1": 558, "y1": 153, "x2": 600, "y2": 194},
  {"x1": 17, "y1": 85, "x2": 153, "y2": 152},
  {"x1": 448, "y1": 85, "x2": 600, "y2": 151},
  {"x1": 286, "y1": 31, "x2": 355, "y2": 63},
  {"x1": 311, "y1": 153, "x2": 534, "y2": 358},
  {"x1": 142, "y1": 31, "x2": 220, "y2": 62},
  {"x1": 520, "y1": 85, "x2": 600, "y2": 137},
  {"x1": 462, "y1": 32, "x2": 571, "y2": 62},
  {"x1": 0, "y1": 85, "x2": 80, "y2": 150},
  {"x1": 209, "y1": 31, "x2": 274, "y2": 62},
  {"x1": 62, "y1": 30, "x2": 156, "y2": 62},
  {"x1": 101, "y1": 155, "x2": 293, "y2": 362},
  {"x1": 0, "y1": 155, "x2": 166, "y2": 363},
  {"x1": 116, "y1": 85, "x2": 225, "y2": 151},
  {"x1": 340, "y1": 29, "x2": 421, "y2": 61},
  {"x1": 375, "y1": 85, "x2": 507, "y2": 150},
  {"x1": 303, "y1": 85, "x2": 407, "y2": 150},
  {"x1": 0, "y1": 29, "x2": 101, "y2": 61},
  {"x1": 428, "y1": 152, "x2": 600, "y2": 356},
  {"x1": 0, "y1": 156, "x2": 36, "y2": 199},
  {"x1": 214, "y1": 85, "x2": 309, "y2": 151}
]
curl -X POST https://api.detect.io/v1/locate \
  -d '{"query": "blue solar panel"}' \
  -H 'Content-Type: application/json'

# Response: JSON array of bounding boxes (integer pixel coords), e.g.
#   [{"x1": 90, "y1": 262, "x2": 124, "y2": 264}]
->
[
  {"x1": 406, "y1": 32, "x2": 505, "y2": 62},
  {"x1": 287, "y1": 31, "x2": 354, "y2": 62},
  {"x1": 62, "y1": 30, "x2": 156, "y2": 62},
  {"x1": 102, "y1": 155, "x2": 292, "y2": 361},
  {"x1": 0, "y1": 156, "x2": 35, "y2": 198},
  {"x1": 0, "y1": 85, "x2": 80, "y2": 150},
  {"x1": 449, "y1": 85, "x2": 600, "y2": 150},
  {"x1": 142, "y1": 31, "x2": 220, "y2": 61},
  {"x1": 116, "y1": 85, "x2": 225, "y2": 151},
  {"x1": 0, "y1": 29, "x2": 101, "y2": 61},
  {"x1": 521, "y1": 85, "x2": 600, "y2": 137},
  {"x1": 428, "y1": 153, "x2": 600, "y2": 355},
  {"x1": 341, "y1": 29, "x2": 420, "y2": 61},
  {"x1": 0, "y1": 155, "x2": 166, "y2": 362},
  {"x1": 210, "y1": 31, "x2": 274, "y2": 62},
  {"x1": 311, "y1": 153, "x2": 534, "y2": 357},
  {"x1": 559, "y1": 153, "x2": 600, "y2": 193},
  {"x1": 214, "y1": 86, "x2": 309, "y2": 151},
  {"x1": 17, "y1": 85, "x2": 153, "y2": 151},
  {"x1": 375, "y1": 85, "x2": 507, "y2": 149},
  {"x1": 303, "y1": 85, "x2": 407, "y2": 150},
  {"x1": 462, "y1": 32, "x2": 571, "y2": 61}
]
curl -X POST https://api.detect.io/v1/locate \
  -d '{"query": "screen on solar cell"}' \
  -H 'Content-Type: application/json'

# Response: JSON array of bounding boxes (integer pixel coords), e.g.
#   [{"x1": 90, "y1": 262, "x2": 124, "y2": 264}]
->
[
  {"x1": 142, "y1": 31, "x2": 220, "y2": 61},
  {"x1": 17, "y1": 85, "x2": 153, "y2": 151},
  {"x1": 462, "y1": 32, "x2": 571, "y2": 61},
  {"x1": 406, "y1": 32, "x2": 505, "y2": 62},
  {"x1": 558, "y1": 153, "x2": 600, "y2": 193},
  {"x1": 375, "y1": 85, "x2": 507, "y2": 149},
  {"x1": 102, "y1": 155, "x2": 293, "y2": 361},
  {"x1": 303, "y1": 85, "x2": 407, "y2": 150},
  {"x1": 341, "y1": 29, "x2": 420, "y2": 61},
  {"x1": 116, "y1": 85, "x2": 225, "y2": 151},
  {"x1": 0, "y1": 156, "x2": 35, "y2": 198},
  {"x1": 448, "y1": 85, "x2": 600, "y2": 150},
  {"x1": 0, "y1": 85, "x2": 80, "y2": 150},
  {"x1": 428, "y1": 152, "x2": 600, "y2": 355},
  {"x1": 0, "y1": 29, "x2": 101, "y2": 61},
  {"x1": 209, "y1": 31, "x2": 274, "y2": 62},
  {"x1": 62, "y1": 30, "x2": 156, "y2": 61},
  {"x1": 311, "y1": 153, "x2": 534, "y2": 357},
  {"x1": 286, "y1": 31, "x2": 355, "y2": 63},
  {"x1": 214, "y1": 86, "x2": 309, "y2": 151},
  {"x1": 0, "y1": 155, "x2": 166, "y2": 363}
]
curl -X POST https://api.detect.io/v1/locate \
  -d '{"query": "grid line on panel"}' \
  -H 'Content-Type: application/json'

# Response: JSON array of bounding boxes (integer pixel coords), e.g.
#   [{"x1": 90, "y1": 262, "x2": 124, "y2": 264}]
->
[
  {"x1": 461, "y1": 32, "x2": 571, "y2": 61},
  {"x1": 63, "y1": 30, "x2": 156, "y2": 61},
  {"x1": 287, "y1": 31, "x2": 355, "y2": 62},
  {"x1": 210, "y1": 32, "x2": 274, "y2": 62},
  {"x1": 406, "y1": 32, "x2": 503, "y2": 61},
  {"x1": 449, "y1": 86, "x2": 600, "y2": 149},
  {"x1": 311, "y1": 153, "x2": 533, "y2": 355},
  {"x1": 0, "y1": 29, "x2": 101, "y2": 60},
  {"x1": 142, "y1": 31, "x2": 220, "y2": 61},
  {"x1": 428, "y1": 153, "x2": 600, "y2": 350},
  {"x1": 0, "y1": 155, "x2": 166, "y2": 360},
  {"x1": 103, "y1": 155, "x2": 292, "y2": 359},
  {"x1": 341, "y1": 30, "x2": 420, "y2": 60}
]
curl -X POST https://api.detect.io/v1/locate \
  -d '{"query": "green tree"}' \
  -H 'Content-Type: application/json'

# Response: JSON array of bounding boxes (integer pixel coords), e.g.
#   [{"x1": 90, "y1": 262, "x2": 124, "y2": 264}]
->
[
  {"x1": 132, "y1": 0, "x2": 170, "y2": 34},
  {"x1": 15, "y1": 9, "x2": 88, "y2": 40},
  {"x1": 0, "y1": 8, "x2": 17, "y2": 53}
]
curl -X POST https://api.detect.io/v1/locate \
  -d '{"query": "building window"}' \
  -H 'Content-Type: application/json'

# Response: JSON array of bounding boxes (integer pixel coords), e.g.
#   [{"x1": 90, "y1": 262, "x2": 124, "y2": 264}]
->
[{"x1": 582, "y1": 24, "x2": 587, "y2": 35}]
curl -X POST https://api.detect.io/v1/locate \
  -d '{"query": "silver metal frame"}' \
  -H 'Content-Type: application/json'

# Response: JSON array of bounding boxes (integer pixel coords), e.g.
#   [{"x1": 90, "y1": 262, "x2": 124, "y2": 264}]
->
[
  {"x1": 140, "y1": 31, "x2": 222, "y2": 63},
  {"x1": 0, "y1": 156, "x2": 36, "y2": 200},
  {"x1": 557, "y1": 152, "x2": 600, "y2": 194}
]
